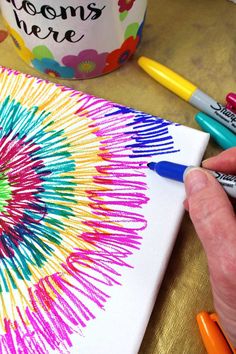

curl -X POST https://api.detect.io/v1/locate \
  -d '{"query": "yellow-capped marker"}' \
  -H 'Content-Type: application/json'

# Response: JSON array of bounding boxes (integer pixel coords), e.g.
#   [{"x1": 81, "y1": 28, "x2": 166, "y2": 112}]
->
[
  {"x1": 137, "y1": 56, "x2": 236, "y2": 134},
  {"x1": 138, "y1": 56, "x2": 197, "y2": 101}
]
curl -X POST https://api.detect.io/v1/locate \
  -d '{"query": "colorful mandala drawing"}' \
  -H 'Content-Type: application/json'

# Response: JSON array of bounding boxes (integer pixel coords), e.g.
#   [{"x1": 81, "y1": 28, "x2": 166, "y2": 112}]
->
[{"x1": 0, "y1": 67, "x2": 180, "y2": 353}]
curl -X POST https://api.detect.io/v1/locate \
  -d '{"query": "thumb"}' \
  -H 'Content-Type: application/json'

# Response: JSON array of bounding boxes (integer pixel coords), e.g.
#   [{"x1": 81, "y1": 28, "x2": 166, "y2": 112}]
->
[{"x1": 184, "y1": 168, "x2": 236, "y2": 262}]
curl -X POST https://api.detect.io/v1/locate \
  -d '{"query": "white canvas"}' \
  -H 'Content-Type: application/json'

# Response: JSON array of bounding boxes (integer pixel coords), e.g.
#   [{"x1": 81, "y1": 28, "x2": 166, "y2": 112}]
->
[
  {"x1": 76, "y1": 124, "x2": 209, "y2": 354},
  {"x1": 0, "y1": 67, "x2": 209, "y2": 354}
]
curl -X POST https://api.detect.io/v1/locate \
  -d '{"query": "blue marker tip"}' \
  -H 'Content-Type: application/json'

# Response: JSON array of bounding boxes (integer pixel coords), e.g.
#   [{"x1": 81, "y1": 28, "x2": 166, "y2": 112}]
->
[
  {"x1": 147, "y1": 162, "x2": 156, "y2": 170},
  {"x1": 148, "y1": 160, "x2": 236, "y2": 198},
  {"x1": 147, "y1": 161, "x2": 188, "y2": 182}
]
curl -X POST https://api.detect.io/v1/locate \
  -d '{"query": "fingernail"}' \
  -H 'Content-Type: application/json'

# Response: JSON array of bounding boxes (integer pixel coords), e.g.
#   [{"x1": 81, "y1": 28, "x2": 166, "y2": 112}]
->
[
  {"x1": 202, "y1": 156, "x2": 218, "y2": 167},
  {"x1": 184, "y1": 168, "x2": 209, "y2": 197},
  {"x1": 202, "y1": 158, "x2": 210, "y2": 165}
]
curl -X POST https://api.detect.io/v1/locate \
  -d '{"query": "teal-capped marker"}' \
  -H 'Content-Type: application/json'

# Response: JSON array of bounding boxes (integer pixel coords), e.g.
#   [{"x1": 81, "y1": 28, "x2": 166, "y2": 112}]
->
[{"x1": 195, "y1": 112, "x2": 236, "y2": 150}]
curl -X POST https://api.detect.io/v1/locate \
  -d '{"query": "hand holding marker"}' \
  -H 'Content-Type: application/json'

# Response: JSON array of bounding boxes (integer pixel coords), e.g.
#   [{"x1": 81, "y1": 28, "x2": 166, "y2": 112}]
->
[
  {"x1": 147, "y1": 160, "x2": 236, "y2": 198},
  {"x1": 185, "y1": 149, "x2": 236, "y2": 351},
  {"x1": 138, "y1": 56, "x2": 236, "y2": 351},
  {"x1": 148, "y1": 152, "x2": 236, "y2": 351},
  {"x1": 138, "y1": 56, "x2": 236, "y2": 134}
]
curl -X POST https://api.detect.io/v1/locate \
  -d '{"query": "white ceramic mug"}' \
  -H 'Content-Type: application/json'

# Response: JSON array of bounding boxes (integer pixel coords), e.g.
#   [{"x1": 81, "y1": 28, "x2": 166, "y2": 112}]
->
[{"x1": 1, "y1": 0, "x2": 147, "y2": 79}]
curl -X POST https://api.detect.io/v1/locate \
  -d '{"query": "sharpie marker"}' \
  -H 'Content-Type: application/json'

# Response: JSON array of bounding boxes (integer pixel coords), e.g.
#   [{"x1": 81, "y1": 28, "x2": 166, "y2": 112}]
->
[
  {"x1": 226, "y1": 92, "x2": 236, "y2": 114},
  {"x1": 195, "y1": 112, "x2": 236, "y2": 150},
  {"x1": 148, "y1": 161, "x2": 236, "y2": 198},
  {"x1": 138, "y1": 56, "x2": 236, "y2": 134},
  {"x1": 197, "y1": 312, "x2": 236, "y2": 354}
]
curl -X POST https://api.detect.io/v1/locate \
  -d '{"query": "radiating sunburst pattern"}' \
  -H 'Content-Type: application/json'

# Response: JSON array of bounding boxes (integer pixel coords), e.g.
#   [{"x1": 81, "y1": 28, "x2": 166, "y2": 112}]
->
[{"x1": 0, "y1": 67, "x2": 180, "y2": 353}]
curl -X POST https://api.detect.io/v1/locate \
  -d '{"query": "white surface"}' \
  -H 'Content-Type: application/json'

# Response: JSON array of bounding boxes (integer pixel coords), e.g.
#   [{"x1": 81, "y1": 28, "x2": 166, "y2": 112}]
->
[{"x1": 69, "y1": 124, "x2": 209, "y2": 354}]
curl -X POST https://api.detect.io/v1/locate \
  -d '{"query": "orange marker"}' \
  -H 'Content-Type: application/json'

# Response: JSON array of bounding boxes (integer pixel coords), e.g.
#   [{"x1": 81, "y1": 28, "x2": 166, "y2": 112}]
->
[{"x1": 197, "y1": 311, "x2": 236, "y2": 354}]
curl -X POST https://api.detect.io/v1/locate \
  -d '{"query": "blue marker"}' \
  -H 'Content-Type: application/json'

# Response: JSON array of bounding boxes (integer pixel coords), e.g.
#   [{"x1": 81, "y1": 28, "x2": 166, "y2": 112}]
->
[{"x1": 147, "y1": 161, "x2": 236, "y2": 198}]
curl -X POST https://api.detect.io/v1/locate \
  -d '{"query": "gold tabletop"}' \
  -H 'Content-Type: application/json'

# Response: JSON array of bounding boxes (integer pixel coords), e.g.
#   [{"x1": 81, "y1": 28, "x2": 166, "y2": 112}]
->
[{"x1": 0, "y1": 0, "x2": 234, "y2": 353}]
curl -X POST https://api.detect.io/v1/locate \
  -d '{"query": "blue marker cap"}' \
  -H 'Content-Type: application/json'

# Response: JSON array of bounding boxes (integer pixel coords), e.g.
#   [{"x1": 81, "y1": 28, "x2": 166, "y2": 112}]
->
[
  {"x1": 195, "y1": 112, "x2": 236, "y2": 150},
  {"x1": 148, "y1": 161, "x2": 188, "y2": 182}
]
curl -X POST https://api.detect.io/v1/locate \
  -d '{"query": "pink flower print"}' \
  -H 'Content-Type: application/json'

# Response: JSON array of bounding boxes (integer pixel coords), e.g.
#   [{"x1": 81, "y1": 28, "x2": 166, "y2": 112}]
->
[{"x1": 62, "y1": 49, "x2": 108, "y2": 79}]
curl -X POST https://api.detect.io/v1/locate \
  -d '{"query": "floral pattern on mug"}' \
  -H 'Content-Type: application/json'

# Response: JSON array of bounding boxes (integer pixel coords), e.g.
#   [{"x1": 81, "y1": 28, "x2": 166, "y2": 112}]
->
[
  {"x1": 118, "y1": 0, "x2": 136, "y2": 12},
  {"x1": 103, "y1": 36, "x2": 139, "y2": 73},
  {"x1": 124, "y1": 22, "x2": 139, "y2": 40},
  {"x1": 6, "y1": 25, "x2": 33, "y2": 63},
  {"x1": 136, "y1": 18, "x2": 145, "y2": 46},
  {"x1": 62, "y1": 49, "x2": 108, "y2": 79},
  {"x1": 32, "y1": 58, "x2": 75, "y2": 78},
  {"x1": 32, "y1": 45, "x2": 54, "y2": 61},
  {"x1": 0, "y1": 30, "x2": 8, "y2": 43},
  {"x1": 31, "y1": 45, "x2": 75, "y2": 78}
]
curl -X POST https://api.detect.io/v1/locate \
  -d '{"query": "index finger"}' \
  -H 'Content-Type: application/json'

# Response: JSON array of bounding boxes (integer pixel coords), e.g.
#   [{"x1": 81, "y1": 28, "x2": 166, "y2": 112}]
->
[{"x1": 202, "y1": 147, "x2": 236, "y2": 174}]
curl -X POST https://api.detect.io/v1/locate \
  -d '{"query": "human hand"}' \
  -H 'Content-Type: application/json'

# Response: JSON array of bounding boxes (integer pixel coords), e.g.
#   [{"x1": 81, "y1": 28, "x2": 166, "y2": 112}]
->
[{"x1": 184, "y1": 147, "x2": 236, "y2": 346}]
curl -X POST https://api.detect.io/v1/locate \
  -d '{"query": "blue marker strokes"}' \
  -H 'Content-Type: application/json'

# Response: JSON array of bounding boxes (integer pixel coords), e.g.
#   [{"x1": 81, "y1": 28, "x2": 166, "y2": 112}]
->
[
  {"x1": 106, "y1": 105, "x2": 180, "y2": 158},
  {"x1": 148, "y1": 160, "x2": 236, "y2": 198}
]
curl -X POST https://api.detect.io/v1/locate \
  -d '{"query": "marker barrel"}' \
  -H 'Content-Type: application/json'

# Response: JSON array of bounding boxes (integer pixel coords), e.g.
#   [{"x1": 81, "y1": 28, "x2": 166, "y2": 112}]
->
[
  {"x1": 195, "y1": 112, "x2": 236, "y2": 150},
  {"x1": 210, "y1": 170, "x2": 236, "y2": 198},
  {"x1": 138, "y1": 57, "x2": 236, "y2": 134},
  {"x1": 190, "y1": 89, "x2": 236, "y2": 134}
]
